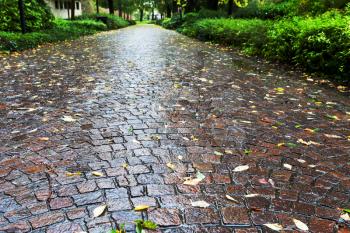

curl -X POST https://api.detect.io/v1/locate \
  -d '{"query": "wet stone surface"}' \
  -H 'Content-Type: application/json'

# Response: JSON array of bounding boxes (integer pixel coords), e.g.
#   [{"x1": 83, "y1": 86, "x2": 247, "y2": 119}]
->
[{"x1": 0, "y1": 25, "x2": 349, "y2": 232}]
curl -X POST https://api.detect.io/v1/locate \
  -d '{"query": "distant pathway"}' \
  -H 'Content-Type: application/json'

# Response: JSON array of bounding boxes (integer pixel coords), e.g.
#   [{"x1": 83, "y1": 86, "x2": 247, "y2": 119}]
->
[{"x1": 0, "y1": 25, "x2": 349, "y2": 233}]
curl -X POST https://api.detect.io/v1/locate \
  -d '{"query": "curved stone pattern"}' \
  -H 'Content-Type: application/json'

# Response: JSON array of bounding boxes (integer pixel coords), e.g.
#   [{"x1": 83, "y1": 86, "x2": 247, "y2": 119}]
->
[{"x1": 0, "y1": 25, "x2": 349, "y2": 232}]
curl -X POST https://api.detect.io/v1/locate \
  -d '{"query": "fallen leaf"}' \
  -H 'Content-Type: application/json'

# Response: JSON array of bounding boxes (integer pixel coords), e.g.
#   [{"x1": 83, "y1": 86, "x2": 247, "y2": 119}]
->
[
  {"x1": 324, "y1": 134, "x2": 342, "y2": 139},
  {"x1": 263, "y1": 223, "x2": 283, "y2": 231},
  {"x1": 326, "y1": 114, "x2": 339, "y2": 120},
  {"x1": 274, "y1": 87, "x2": 285, "y2": 94},
  {"x1": 340, "y1": 213, "x2": 350, "y2": 221},
  {"x1": 134, "y1": 205, "x2": 149, "y2": 211},
  {"x1": 92, "y1": 171, "x2": 103, "y2": 177},
  {"x1": 258, "y1": 178, "x2": 269, "y2": 184},
  {"x1": 283, "y1": 163, "x2": 292, "y2": 170},
  {"x1": 190, "y1": 135, "x2": 199, "y2": 141},
  {"x1": 293, "y1": 219, "x2": 309, "y2": 231},
  {"x1": 214, "y1": 151, "x2": 223, "y2": 156},
  {"x1": 150, "y1": 135, "x2": 161, "y2": 141},
  {"x1": 178, "y1": 155, "x2": 183, "y2": 160},
  {"x1": 66, "y1": 171, "x2": 82, "y2": 177},
  {"x1": 93, "y1": 204, "x2": 107, "y2": 217},
  {"x1": 61, "y1": 115, "x2": 76, "y2": 122},
  {"x1": 268, "y1": 179, "x2": 275, "y2": 187},
  {"x1": 297, "y1": 139, "x2": 321, "y2": 146},
  {"x1": 225, "y1": 149, "x2": 234, "y2": 154},
  {"x1": 122, "y1": 163, "x2": 128, "y2": 168},
  {"x1": 191, "y1": 200, "x2": 210, "y2": 208},
  {"x1": 183, "y1": 171, "x2": 205, "y2": 186},
  {"x1": 38, "y1": 137, "x2": 49, "y2": 141},
  {"x1": 225, "y1": 195, "x2": 239, "y2": 203},
  {"x1": 233, "y1": 165, "x2": 249, "y2": 172},
  {"x1": 297, "y1": 159, "x2": 306, "y2": 163},
  {"x1": 166, "y1": 162, "x2": 176, "y2": 170},
  {"x1": 245, "y1": 194, "x2": 259, "y2": 198}
]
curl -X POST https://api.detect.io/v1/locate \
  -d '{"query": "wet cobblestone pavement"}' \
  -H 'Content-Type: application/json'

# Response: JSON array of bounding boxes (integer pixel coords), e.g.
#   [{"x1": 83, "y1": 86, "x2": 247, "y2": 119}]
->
[{"x1": 0, "y1": 25, "x2": 350, "y2": 233}]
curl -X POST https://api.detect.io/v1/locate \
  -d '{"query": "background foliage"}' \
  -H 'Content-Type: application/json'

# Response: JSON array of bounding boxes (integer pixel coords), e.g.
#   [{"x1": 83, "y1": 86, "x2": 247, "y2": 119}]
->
[{"x1": 0, "y1": 0, "x2": 54, "y2": 32}]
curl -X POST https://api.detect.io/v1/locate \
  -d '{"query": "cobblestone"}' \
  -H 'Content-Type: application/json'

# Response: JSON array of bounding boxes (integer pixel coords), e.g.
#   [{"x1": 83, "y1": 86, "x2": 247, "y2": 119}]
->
[{"x1": 0, "y1": 25, "x2": 349, "y2": 232}]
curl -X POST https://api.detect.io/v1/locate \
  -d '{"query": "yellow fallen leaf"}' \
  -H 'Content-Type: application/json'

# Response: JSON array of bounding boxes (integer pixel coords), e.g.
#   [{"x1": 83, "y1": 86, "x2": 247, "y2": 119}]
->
[
  {"x1": 297, "y1": 139, "x2": 321, "y2": 146},
  {"x1": 134, "y1": 205, "x2": 149, "y2": 211},
  {"x1": 66, "y1": 171, "x2": 82, "y2": 177},
  {"x1": 166, "y1": 162, "x2": 176, "y2": 170},
  {"x1": 93, "y1": 204, "x2": 107, "y2": 217},
  {"x1": 122, "y1": 163, "x2": 128, "y2": 168},
  {"x1": 304, "y1": 128, "x2": 315, "y2": 133},
  {"x1": 150, "y1": 135, "x2": 161, "y2": 141},
  {"x1": 277, "y1": 143, "x2": 285, "y2": 147},
  {"x1": 225, "y1": 149, "x2": 233, "y2": 154},
  {"x1": 38, "y1": 137, "x2": 49, "y2": 141},
  {"x1": 214, "y1": 151, "x2": 223, "y2": 156},
  {"x1": 92, "y1": 171, "x2": 103, "y2": 177},
  {"x1": 190, "y1": 135, "x2": 199, "y2": 141}
]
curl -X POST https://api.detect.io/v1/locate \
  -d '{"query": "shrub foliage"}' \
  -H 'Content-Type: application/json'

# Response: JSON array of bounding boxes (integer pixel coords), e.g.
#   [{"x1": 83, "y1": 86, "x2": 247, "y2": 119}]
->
[{"x1": 0, "y1": 0, "x2": 54, "y2": 32}]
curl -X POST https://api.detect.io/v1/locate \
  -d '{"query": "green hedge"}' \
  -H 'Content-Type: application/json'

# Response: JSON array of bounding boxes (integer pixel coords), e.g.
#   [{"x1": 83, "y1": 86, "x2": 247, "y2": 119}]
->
[
  {"x1": 76, "y1": 13, "x2": 130, "y2": 30},
  {"x1": 0, "y1": 19, "x2": 107, "y2": 51},
  {"x1": 0, "y1": 0, "x2": 54, "y2": 32},
  {"x1": 164, "y1": 11, "x2": 350, "y2": 82}
]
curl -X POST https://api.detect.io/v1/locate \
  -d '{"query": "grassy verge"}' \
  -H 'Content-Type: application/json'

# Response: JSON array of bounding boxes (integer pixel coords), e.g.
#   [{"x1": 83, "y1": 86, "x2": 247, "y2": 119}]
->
[
  {"x1": 0, "y1": 15, "x2": 131, "y2": 52},
  {"x1": 159, "y1": 10, "x2": 350, "y2": 82}
]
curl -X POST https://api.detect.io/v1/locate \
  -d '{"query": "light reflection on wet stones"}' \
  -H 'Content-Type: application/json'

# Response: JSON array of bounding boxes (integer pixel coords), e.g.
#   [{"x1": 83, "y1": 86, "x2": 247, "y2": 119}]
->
[{"x1": 0, "y1": 25, "x2": 349, "y2": 232}]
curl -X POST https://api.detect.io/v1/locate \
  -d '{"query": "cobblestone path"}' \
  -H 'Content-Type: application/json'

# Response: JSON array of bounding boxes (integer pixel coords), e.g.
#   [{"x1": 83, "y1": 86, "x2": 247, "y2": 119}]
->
[{"x1": 0, "y1": 25, "x2": 349, "y2": 233}]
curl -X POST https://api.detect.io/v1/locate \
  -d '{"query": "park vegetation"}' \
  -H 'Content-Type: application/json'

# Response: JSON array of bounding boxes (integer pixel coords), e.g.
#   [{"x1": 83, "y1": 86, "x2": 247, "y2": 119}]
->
[
  {"x1": 0, "y1": 0, "x2": 133, "y2": 51},
  {"x1": 158, "y1": 0, "x2": 350, "y2": 82}
]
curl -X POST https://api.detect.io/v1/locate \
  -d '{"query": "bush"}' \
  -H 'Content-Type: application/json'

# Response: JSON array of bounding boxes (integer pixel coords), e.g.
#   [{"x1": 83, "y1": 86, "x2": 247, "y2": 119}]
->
[
  {"x1": 169, "y1": 10, "x2": 350, "y2": 81},
  {"x1": 0, "y1": 0, "x2": 54, "y2": 32},
  {"x1": 263, "y1": 11, "x2": 350, "y2": 80},
  {"x1": 0, "y1": 19, "x2": 107, "y2": 51},
  {"x1": 161, "y1": 14, "x2": 184, "y2": 29},
  {"x1": 181, "y1": 18, "x2": 271, "y2": 54},
  {"x1": 76, "y1": 13, "x2": 130, "y2": 29},
  {"x1": 232, "y1": 0, "x2": 349, "y2": 19}
]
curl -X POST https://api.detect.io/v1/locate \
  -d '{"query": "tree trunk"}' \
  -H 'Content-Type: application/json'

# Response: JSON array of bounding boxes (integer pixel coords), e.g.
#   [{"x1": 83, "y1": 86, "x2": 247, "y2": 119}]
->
[
  {"x1": 118, "y1": 0, "x2": 122, "y2": 17},
  {"x1": 108, "y1": 0, "x2": 114, "y2": 14},
  {"x1": 172, "y1": 0, "x2": 177, "y2": 13},
  {"x1": 151, "y1": 9, "x2": 154, "y2": 20},
  {"x1": 139, "y1": 9, "x2": 143, "y2": 21},
  {"x1": 70, "y1": 0, "x2": 75, "y2": 20},
  {"x1": 18, "y1": 0, "x2": 26, "y2": 33},
  {"x1": 227, "y1": 0, "x2": 233, "y2": 15},
  {"x1": 96, "y1": 0, "x2": 99, "y2": 13},
  {"x1": 166, "y1": 4, "x2": 171, "y2": 17}
]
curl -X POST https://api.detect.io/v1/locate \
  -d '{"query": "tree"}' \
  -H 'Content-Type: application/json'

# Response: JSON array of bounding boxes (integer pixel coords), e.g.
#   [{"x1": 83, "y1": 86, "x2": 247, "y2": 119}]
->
[
  {"x1": 18, "y1": 0, "x2": 26, "y2": 33},
  {"x1": 70, "y1": 0, "x2": 75, "y2": 19},
  {"x1": 134, "y1": 0, "x2": 151, "y2": 21},
  {"x1": 108, "y1": 0, "x2": 114, "y2": 14}
]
